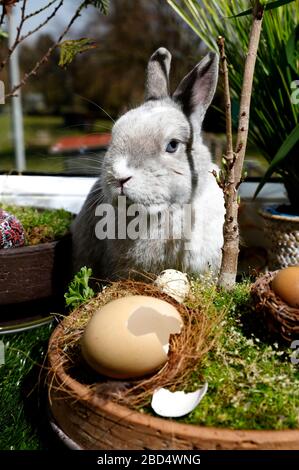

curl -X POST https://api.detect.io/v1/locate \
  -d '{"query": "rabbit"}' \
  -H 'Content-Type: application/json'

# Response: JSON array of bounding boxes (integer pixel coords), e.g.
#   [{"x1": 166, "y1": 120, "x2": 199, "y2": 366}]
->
[{"x1": 71, "y1": 47, "x2": 225, "y2": 281}]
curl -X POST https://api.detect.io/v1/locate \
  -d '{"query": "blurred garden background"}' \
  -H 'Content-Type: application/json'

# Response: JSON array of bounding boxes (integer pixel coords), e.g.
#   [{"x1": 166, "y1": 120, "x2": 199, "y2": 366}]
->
[{"x1": 0, "y1": 0, "x2": 269, "y2": 176}]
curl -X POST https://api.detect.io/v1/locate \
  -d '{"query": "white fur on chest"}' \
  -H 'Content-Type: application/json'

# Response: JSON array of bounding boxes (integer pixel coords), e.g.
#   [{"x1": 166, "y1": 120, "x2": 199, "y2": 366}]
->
[{"x1": 125, "y1": 166, "x2": 224, "y2": 274}]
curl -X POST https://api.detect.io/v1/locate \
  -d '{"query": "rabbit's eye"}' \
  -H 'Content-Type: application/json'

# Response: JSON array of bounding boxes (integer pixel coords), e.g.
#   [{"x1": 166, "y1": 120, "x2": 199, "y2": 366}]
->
[{"x1": 166, "y1": 140, "x2": 179, "y2": 153}]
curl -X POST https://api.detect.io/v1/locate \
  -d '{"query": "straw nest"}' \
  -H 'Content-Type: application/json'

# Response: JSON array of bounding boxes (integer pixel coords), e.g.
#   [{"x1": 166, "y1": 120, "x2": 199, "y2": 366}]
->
[
  {"x1": 48, "y1": 280, "x2": 222, "y2": 409},
  {"x1": 251, "y1": 271, "x2": 299, "y2": 342}
]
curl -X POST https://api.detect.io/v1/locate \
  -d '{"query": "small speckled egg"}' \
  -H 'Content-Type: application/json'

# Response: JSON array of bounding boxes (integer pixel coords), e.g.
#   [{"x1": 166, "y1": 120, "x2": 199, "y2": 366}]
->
[
  {"x1": 271, "y1": 266, "x2": 299, "y2": 308},
  {"x1": 0, "y1": 209, "x2": 25, "y2": 249},
  {"x1": 155, "y1": 269, "x2": 190, "y2": 303},
  {"x1": 81, "y1": 295, "x2": 183, "y2": 379}
]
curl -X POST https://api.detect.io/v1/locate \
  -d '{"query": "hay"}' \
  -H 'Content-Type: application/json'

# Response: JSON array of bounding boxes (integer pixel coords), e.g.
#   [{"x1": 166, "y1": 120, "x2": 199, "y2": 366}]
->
[
  {"x1": 48, "y1": 280, "x2": 222, "y2": 409},
  {"x1": 251, "y1": 271, "x2": 299, "y2": 342}
]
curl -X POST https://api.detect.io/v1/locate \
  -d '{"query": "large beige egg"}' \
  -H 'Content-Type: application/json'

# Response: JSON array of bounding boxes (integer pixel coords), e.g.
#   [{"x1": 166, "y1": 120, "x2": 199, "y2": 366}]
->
[
  {"x1": 81, "y1": 295, "x2": 183, "y2": 379},
  {"x1": 272, "y1": 266, "x2": 299, "y2": 308}
]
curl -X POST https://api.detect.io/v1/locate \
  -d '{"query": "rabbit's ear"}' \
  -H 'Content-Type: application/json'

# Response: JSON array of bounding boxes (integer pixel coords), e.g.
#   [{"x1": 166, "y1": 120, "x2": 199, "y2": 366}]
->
[
  {"x1": 145, "y1": 47, "x2": 172, "y2": 101},
  {"x1": 173, "y1": 52, "x2": 219, "y2": 126}
]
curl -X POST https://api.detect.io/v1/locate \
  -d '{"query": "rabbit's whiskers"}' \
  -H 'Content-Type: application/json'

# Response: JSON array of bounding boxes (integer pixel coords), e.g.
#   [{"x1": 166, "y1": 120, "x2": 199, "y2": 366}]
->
[{"x1": 75, "y1": 94, "x2": 115, "y2": 124}]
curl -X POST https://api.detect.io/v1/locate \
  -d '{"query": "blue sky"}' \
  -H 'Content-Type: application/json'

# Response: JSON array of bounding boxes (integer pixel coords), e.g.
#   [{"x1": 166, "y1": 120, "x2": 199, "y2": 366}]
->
[{"x1": 7, "y1": 0, "x2": 91, "y2": 44}]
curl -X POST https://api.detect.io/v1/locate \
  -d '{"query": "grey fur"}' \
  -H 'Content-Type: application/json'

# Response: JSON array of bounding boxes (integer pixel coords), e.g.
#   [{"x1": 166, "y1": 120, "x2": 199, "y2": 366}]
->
[
  {"x1": 145, "y1": 47, "x2": 172, "y2": 100},
  {"x1": 71, "y1": 48, "x2": 225, "y2": 281},
  {"x1": 173, "y1": 52, "x2": 219, "y2": 127}
]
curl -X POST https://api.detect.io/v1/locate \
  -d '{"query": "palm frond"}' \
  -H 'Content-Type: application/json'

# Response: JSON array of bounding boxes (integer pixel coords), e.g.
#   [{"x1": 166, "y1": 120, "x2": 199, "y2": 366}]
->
[{"x1": 168, "y1": 0, "x2": 299, "y2": 207}]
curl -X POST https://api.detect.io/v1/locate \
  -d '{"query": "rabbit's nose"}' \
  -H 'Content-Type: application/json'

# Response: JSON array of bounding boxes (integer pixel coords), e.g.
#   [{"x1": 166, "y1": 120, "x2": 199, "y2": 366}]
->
[{"x1": 117, "y1": 176, "x2": 132, "y2": 188}]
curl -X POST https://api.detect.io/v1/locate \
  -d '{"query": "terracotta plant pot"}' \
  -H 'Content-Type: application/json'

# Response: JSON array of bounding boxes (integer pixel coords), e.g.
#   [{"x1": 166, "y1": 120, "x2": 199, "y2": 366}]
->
[
  {"x1": 0, "y1": 235, "x2": 71, "y2": 306},
  {"x1": 48, "y1": 317, "x2": 299, "y2": 450}
]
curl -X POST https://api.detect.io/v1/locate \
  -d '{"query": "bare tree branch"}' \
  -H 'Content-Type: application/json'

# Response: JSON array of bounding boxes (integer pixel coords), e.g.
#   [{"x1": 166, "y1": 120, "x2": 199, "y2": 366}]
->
[
  {"x1": 216, "y1": 35, "x2": 239, "y2": 290},
  {"x1": 217, "y1": 36, "x2": 233, "y2": 161},
  {"x1": 16, "y1": 0, "x2": 27, "y2": 42},
  {"x1": 233, "y1": 1, "x2": 264, "y2": 184},
  {"x1": 24, "y1": 0, "x2": 60, "y2": 21},
  {"x1": 0, "y1": 0, "x2": 64, "y2": 71},
  {"x1": 0, "y1": 0, "x2": 28, "y2": 71},
  {"x1": 217, "y1": 1, "x2": 264, "y2": 290},
  {"x1": 18, "y1": 0, "x2": 63, "y2": 44},
  {"x1": 0, "y1": 5, "x2": 6, "y2": 27},
  {"x1": 6, "y1": 1, "x2": 87, "y2": 98}
]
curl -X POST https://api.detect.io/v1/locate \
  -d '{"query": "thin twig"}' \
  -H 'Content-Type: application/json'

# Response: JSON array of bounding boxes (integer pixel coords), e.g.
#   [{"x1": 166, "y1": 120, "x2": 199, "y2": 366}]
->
[
  {"x1": 6, "y1": 1, "x2": 87, "y2": 98},
  {"x1": 16, "y1": 0, "x2": 27, "y2": 42},
  {"x1": 0, "y1": 0, "x2": 64, "y2": 72},
  {"x1": 0, "y1": 5, "x2": 5, "y2": 27},
  {"x1": 24, "y1": 0, "x2": 59, "y2": 21},
  {"x1": 0, "y1": 0, "x2": 28, "y2": 71},
  {"x1": 234, "y1": 1, "x2": 264, "y2": 182},
  {"x1": 217, "y1": 36, "x2": 233, "y2": 163},
  {"x1": 217, "y1": 1, "x2": 264, "y2": 289},
  {"x1": 18, "y1": 0, "x2": 64, "y2": 44},
  {"x1": 216, "y1": 35, "x2": 239, "y2": 289}
]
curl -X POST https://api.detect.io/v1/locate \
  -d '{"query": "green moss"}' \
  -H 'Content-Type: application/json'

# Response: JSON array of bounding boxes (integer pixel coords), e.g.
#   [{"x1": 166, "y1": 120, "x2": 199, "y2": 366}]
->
[
  {"x1": 0, "y1": 204, "x2": 73, "y2": 245},
  {"x1": 180, "y1": 279, "x2": 299, "y2": 430},
  {"x1": 1, "y1": 278, "x2": 298, "y2": 451}
]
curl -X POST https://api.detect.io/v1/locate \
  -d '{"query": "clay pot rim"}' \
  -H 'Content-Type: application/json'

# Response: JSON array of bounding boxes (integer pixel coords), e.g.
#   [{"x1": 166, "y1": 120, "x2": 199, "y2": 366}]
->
[
  {"x1": 0, "y1": 234, "x2": 70, "y2": 257},
  {"x1": 0, "y1": 240, "x2": 57, "y2": 257},
  {"x1": 48, "y1": 316, "x2": 299, "y2": 446}
]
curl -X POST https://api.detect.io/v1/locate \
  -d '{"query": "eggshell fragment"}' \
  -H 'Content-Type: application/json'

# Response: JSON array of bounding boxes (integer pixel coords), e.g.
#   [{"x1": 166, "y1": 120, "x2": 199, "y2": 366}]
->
[
  {"x1": 271, "y1": 266, "x2": 299, "y2": 308},
  {"x1": 155, "y1": 269, "x2": 190, "y2": 303},
  {"x1": 81, "y1": 295, "x2": 183, "y2": 379},
  {"x1": 151, "y1": 383, "x2": 208, "y2": 418}
]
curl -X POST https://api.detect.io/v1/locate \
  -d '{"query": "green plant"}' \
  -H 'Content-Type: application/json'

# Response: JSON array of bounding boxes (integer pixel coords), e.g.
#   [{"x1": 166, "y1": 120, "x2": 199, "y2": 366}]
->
[
  {"x1": 168, "y1": 0, "x2": 299, "y2": 212},
  {"x1": 64, "y1": 266, "x2": 95, "y2": 309},
  {"x1": 58, "y1": 38, "x2": 97, "y2": 68},
  {"x1": 0, "y1": 204, "x2": 73, "y2": 245}
]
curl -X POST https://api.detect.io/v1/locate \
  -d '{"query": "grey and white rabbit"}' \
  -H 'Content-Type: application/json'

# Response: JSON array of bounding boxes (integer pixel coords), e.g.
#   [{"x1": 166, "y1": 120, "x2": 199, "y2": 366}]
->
[{"x1": 71, "y1": 47, "x2": 225, "y2": 280}]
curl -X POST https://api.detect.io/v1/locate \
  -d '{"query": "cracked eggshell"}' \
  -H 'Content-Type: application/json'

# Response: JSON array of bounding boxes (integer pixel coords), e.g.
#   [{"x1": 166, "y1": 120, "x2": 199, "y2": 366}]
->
[
  {"x1": 81, "y1": 295, "x2": 183, "y2": 379},
  {"x1": 151, "y1": 383, "x2": 208, "y2": 418},
  {"x1": 155, "y1": 269, "x2": 190, "y2": 303}
]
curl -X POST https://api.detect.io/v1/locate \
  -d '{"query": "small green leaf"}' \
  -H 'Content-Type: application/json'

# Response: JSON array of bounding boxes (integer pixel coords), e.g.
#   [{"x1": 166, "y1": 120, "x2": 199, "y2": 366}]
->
[
  {"x1": 58, "y1": 38, "x2": 97, "y2": 67},
  {"x1": 64, "y1": 266, "x2": 95, "y2": 309},
  {"x1": 0, "y1": 29, "x2": 8, "y2": 40},
  {"x1": 254, "y1": 123, "x2": 299, "y2": 198}
]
